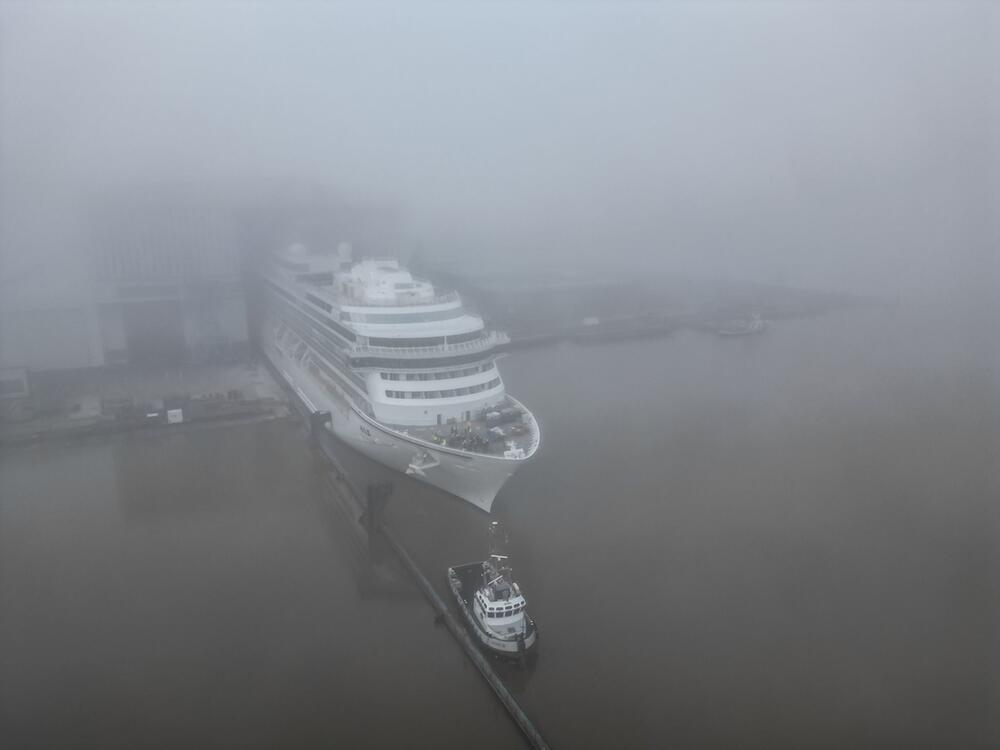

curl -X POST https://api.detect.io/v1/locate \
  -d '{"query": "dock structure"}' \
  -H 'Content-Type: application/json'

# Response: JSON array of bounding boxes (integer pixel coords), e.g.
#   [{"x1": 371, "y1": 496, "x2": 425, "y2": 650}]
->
[
  {"x1": 378, "y1": 524, "x2": 550, "y2": 750},
  {"x1": 273, "y1": 367, "x2": 551, "y2": 749},
  {"x1": 302, "y1": 415, "x2": 550, "y2": 749}
]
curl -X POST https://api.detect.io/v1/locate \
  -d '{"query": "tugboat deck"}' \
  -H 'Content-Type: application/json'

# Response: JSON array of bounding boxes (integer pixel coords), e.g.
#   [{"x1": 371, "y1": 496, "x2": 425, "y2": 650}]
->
[{"x1": 451, "y1": 562, "x2": 488, "y2": 609}]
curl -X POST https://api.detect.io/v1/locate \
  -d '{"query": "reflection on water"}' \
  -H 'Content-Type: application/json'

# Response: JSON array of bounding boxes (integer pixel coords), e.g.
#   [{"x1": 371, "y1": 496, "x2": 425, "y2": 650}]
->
[
  {"x1": 0, "y1": 420, "x2": 523, "y2": 750},
  {"x1": 329, "y1": 304, "x2": 999, "y2": 749},
  {"x1": 2, "y1": 304, "x2": 997, "y2": 749}
]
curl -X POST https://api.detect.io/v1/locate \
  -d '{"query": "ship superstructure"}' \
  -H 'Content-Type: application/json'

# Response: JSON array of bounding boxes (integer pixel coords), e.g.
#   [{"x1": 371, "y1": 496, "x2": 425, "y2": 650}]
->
[{"x1": 257, "y1": 243, "x2": 539, "y2": 511}]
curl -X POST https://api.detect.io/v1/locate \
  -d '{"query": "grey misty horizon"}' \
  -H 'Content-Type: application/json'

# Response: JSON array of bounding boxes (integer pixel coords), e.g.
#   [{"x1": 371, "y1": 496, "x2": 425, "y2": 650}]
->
[{"x1": 1, "y1": 2, "x2": 997, "y2": 304}]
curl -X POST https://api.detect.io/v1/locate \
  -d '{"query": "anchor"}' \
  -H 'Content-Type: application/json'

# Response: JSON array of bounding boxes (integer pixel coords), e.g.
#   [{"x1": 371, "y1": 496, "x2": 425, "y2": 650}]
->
[{"x1": 406, "y1": 450, "x2": 440, "y2": 477}]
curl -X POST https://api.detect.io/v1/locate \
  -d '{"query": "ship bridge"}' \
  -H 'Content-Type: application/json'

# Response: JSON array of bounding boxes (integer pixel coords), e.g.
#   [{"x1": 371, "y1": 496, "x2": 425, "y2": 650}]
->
[{"x1": 336, "y1": 259, "x2": 438, "y2": 306}]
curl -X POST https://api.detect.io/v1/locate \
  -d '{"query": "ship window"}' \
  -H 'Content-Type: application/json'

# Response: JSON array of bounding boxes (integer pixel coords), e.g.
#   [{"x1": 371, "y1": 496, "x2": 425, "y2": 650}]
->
[
  {"x1": 381, "y1": 367, "x2": 495, "y2": 382},
  {"x1": 266, "y1": 280, "x2": 297, "y2": 302},
  {"x1": 369, "y1": 336, "x2": 445, "y2": 348},
  {"x1": 349, "y1": 352, "x2": 500, "y2": 369},
  {"x1": 360, "y1": 308, "x2": 465, "y2": 324},
  {"x1": 323, "y1": 317, "x2": 356, "y2": 342},
  {"x1": 446, "y1": 330, "x2": 482, "y2": 345},
  {"x1": 305, "y1": 293, "x2": 332, "y2": 313}
]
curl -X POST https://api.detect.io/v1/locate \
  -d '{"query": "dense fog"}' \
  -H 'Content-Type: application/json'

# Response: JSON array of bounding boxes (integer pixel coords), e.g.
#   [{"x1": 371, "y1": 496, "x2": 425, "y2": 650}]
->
[
  {"x1": 1, "y1": 4, "x2": 999, "y2": 749},
  {"x1": 2, "y1": 2, "x2": 997, "y2": 300}
]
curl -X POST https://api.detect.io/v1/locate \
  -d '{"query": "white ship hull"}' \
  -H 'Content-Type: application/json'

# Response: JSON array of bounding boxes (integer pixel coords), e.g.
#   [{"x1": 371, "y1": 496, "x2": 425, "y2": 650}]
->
[{"x1": 262, "y1": 335, "x2": 533, "y2": 512}]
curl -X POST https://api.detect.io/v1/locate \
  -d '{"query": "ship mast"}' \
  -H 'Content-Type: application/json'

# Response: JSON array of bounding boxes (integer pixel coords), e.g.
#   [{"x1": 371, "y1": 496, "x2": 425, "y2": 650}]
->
[{"x1": 484, "y1": 521, "x2": 513, "y2": 593}]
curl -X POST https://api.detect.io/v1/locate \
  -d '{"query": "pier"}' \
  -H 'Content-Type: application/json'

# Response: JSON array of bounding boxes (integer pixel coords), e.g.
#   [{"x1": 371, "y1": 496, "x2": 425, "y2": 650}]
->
[{"x1": 297, "y1": 397, "x2": 551, "y2": 750}]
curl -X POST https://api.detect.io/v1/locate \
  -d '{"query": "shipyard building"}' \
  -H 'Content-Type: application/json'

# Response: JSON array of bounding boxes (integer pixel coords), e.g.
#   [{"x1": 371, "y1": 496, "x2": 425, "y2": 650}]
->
[
  {"x1": 90, "y1": 194, "x2": 248, "y2": 366},
  {"x1": 0, "y1": 189, "x2": 249, "y2": 373}
]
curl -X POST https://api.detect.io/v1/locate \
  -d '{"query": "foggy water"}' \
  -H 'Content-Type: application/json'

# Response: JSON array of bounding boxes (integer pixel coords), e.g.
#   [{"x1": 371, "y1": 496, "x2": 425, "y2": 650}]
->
[
  {"x1": 332, "y1": 304, "x2": 999, "y2": 749},
  {"x1": 0, "y1": 421, "x2": 523, "y2": 749},
  {"x1": 3, "y1": 305, "x2": 997, "y2": 749},
  {"x1": 2, "y1": 3, "x2": 997, "y2": 747}
]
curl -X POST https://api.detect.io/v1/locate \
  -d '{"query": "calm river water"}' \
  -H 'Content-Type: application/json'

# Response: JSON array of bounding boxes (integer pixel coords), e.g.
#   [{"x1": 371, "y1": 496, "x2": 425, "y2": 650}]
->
[{"x1": 2, "y1": 304, "x2": 997, "y2": 749}]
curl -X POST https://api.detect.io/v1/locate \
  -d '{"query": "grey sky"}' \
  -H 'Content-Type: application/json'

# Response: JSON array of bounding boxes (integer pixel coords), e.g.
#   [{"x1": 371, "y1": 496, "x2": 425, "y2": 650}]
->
[{"x1": 1, "y1": 1, "x2": 996, "y2": 297}]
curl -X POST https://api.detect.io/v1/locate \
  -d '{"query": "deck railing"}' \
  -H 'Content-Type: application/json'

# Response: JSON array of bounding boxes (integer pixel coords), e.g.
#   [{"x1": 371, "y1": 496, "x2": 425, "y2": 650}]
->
[
  {"x1": 348, "y1": 330, "x2": 509, "y2": 358},
  {"x1": 341, "y1": 290, "x2": 460, "y2": 308}
]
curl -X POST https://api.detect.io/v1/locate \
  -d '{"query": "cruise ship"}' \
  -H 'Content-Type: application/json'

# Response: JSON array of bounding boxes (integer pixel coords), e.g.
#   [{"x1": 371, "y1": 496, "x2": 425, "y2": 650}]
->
[{"x1": 256, "y1": 242, "x2": 540, "y2": 511}]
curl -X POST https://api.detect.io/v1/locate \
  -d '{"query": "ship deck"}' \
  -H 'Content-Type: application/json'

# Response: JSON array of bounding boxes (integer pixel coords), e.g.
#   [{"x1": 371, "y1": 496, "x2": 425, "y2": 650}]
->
[
  {"x1": 386, "y1": 396, "x2": 537, "y2": 458},
  {"x1": 450, "y1": 562, "x2": 486, "y2": 608}
]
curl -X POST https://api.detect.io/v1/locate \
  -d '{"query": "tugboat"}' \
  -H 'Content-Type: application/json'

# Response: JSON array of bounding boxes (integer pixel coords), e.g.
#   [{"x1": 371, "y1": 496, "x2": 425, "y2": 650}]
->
[{"x1": 448, "y1": 521, "x2": 537, "y2": 657}]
